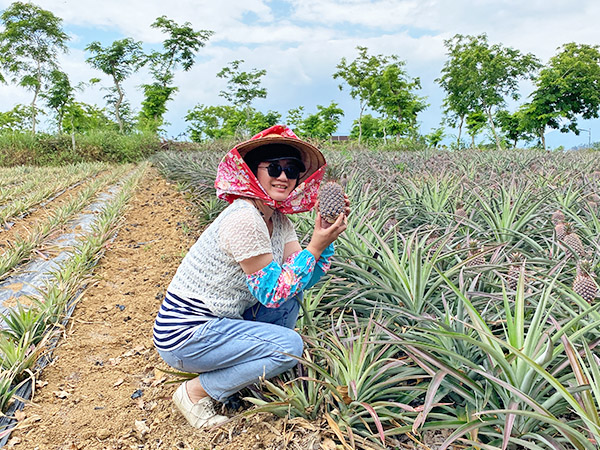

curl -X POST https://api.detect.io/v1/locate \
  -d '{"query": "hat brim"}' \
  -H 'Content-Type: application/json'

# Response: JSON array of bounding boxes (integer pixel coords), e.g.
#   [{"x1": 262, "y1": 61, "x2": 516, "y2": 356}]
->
[{"x1": 236, "y1": 135, "x2": 326, "y2": 184}]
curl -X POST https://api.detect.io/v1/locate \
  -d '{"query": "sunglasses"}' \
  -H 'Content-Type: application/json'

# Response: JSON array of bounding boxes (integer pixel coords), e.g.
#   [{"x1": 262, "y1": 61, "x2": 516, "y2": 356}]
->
[{"x1": 258, "y1": 162, "x2": 302, "y2": 180}]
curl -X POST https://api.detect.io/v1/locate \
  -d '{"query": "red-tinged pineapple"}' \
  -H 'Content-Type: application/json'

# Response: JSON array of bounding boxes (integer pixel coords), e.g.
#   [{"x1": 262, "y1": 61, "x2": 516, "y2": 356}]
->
[
  {"x1": 507, "y1": 252, "x2": 525, "y2": 291},
  {"x1": 455, "y1": 202, "x2": 467, "y2": 225},
  {"x1": 318, "y1": 181, "x2": 345, "y2": 224},
  {"x1": 466, "y1": 239, "x2": 485, "y2": 267},
  {"x1": 551, "y1": 210, "x2": 565, "y2": 225},
  {"x1": 573, "y1": 259, "x2": 597, "y2": 303},
  {"x1": 563, "y1": 223, "x2": 586, "y2": 257},
  {"x1": 554, "y1": 222, "x2": 567, "y2": 241}
]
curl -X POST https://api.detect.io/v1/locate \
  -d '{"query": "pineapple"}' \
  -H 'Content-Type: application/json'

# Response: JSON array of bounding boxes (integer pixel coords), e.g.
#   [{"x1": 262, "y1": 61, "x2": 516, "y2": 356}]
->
[
  {"x1": 466, "y1": 240, "x2": 485, "y2": 267},
  {"x1": 562, "y1": 223, "x2": 586, "y2": 257},
  {"x1": 554, "y1": 222, "x2": 567, "y2": 241},
  {"x1": 551, "y1": 210, "x2": 565, "y2": 225},
  {"x1": 455, "y1": 202, "x2": 467, "y2": 224},
  {"x1": 573, "y1": 259, "x2": 597, "y2": 302},
  {"x1": 318, "y1": 181, "x2": 346, "y2": 224},
  {"x1": 507, "y1": 252, "x2": 525, "y2": 291}
]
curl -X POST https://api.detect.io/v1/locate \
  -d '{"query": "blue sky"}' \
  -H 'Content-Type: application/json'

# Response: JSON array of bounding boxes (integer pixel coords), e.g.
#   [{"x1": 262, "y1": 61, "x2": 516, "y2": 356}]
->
[{"x1": 1, "y1": 0, "x2": 599, "y2": 148}]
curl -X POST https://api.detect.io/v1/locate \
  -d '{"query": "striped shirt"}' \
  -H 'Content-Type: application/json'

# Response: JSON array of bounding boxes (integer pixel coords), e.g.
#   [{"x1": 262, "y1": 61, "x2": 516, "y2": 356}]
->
[{"x1": 153, "y1": 291, "x2": 216, "y2": 351}]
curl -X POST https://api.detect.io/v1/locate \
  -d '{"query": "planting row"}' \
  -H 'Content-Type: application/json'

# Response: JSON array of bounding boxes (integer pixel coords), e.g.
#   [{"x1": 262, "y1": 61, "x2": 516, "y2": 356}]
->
[{"x1": 0, "y1": 163, "x2": 147, "y2": 440}]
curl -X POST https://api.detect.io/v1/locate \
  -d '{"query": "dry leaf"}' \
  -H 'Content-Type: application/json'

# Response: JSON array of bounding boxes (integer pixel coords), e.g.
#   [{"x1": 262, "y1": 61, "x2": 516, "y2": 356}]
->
[
  {"x1": 53, "y1": 390, "x2": 70, "y2": 399},
  {"x1": 6, "y1": 436, "x2": 21, "y2": 447},
  {"x1": 113, "y1": 378, "x2": 125, "y2": 387},
  {"x1": 321, "y1": 438, "x2": 337, "y2": 450},
  {"x1": 335, "y1": 385, "x2": 352, "y2": 405},
  {"x1": 135, "y1": 420, "x2": 150, "y2": 436}
]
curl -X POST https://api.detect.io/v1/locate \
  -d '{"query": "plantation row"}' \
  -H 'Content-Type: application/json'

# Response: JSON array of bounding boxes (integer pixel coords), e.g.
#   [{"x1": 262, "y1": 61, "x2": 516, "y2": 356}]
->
[
  {"x1": 0, "y1": 162, "x2": 146, "y2": 437},
  {"x1": 154, "y1": 148, "x2": 600, "y2": 449}
]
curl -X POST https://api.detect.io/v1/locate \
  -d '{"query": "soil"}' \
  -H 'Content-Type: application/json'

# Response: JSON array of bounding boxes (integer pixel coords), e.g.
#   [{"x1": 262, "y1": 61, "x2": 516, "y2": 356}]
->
[{"x1": 5, "y1": 167, "x2": 439, "y2": 450}]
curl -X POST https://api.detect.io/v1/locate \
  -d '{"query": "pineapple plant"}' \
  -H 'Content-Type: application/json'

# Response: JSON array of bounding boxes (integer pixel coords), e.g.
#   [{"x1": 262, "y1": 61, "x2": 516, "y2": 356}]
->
[
  {"x1": 466, "y1": 239, "x2": 486, "y2": 267},
  {"x1": 573, "y1": 259, "x2": 597, "y2": 302},
  {"x1": 562, "y1": 223, "x2": 586, "y2": 257},
  {"x1": 507, "y1": 252, "x2": 525, "y2": 291},
  {"x1": 318, "y1": 181, "x2": 346, "y2": 224}
]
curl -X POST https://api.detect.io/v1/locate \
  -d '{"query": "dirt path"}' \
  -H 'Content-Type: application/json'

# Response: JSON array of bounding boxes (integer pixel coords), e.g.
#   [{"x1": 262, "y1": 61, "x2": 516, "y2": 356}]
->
[{"x1": 8, "y1": 167, "x2": 319, "y2": 450}]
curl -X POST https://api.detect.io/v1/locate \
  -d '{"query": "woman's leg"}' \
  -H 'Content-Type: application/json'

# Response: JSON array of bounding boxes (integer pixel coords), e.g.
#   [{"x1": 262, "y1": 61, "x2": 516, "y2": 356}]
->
[{"x1": 158, "y1": 313, "x2": 303, "y2": 402}]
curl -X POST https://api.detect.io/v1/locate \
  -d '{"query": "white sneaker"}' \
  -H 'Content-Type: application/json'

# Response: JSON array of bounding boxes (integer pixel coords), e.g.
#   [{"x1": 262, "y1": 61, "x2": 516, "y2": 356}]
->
[{"x1": 172, "y1": 382, "x2": 229, "y2": 429}]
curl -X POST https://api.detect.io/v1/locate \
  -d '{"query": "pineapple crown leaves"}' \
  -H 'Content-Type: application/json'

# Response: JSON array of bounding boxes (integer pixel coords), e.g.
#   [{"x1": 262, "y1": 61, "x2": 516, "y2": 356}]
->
[
  {"x1": 509, "y1": 252, "x2": 524, "y2": 264},
  {"x1": 577, "y1": 258, "x2": 597, "y2": 277}
]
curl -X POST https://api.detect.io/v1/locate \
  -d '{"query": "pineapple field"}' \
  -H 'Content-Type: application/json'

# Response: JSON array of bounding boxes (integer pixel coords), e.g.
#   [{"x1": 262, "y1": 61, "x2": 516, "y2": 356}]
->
[{"x1": 1, "y1": 146, "x2": 600, "y2": 449}]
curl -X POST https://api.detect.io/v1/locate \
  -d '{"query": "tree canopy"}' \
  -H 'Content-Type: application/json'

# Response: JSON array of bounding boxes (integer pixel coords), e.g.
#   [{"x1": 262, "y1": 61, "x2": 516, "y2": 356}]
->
[
  {"x1": 0, "y1": 1, "x2": 69, "y2": 133},
  {"x1": 437, "y1": 33, "x2": 540, "y2": 150}
]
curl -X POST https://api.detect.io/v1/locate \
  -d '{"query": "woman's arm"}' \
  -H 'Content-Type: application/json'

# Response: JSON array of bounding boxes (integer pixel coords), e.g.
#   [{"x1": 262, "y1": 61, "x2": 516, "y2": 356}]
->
[{"x1": 240, "y1": 212, "x2": 346, "y2": 308}]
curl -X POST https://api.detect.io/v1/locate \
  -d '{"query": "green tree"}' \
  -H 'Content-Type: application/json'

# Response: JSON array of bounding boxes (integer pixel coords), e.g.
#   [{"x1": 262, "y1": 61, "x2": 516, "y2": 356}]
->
[
  {"x1": 465, "y1": 110, "x2": 487, "y2": 148},
  {"x1": 333, "y1": 46, "x2": 386, "y2": 143},
  {"x1": 246, "y1": 110, "x2": 281, "y2": 135},
  {"x1": 217, "y1": 60, "x2": 267, "y2": 132},
  {"x1": 298, "y1": 102, "x2": 344, "y2": 139},
  {"x1": 286, "y1": 106, "x2": 306, "y2": 135},
  {"x1": 522, "y1": 43, "x2": 600, "y2": 149},
  {"x1": 437, "y1": 34, "x2": 540, "y2": 150},
  {"x1": 425, "y1": 127, "x2": 445, "y2": 149},
  {"x1": 0, "y1": 1, "x2": 69, "y2": 133},
  {"x1": 495, "y1": 109, "x2": 535, "y2": 149},
  {"x1": 0, "y1": 104, "x2": 33, "y2": 132},
  {"x1": 41, "y1": 70, "x2": 82, "y2": 134},
  {"x1": 185, "y1": 104, "x2": 245, "y2": 141},
  {"x1": 350, "y1": 114, "x2": 385, "y2": 142},
  {"x1": 85, "y1": 38, "x2": 145, "y2": 133},
  {"x1": 62, "y1": 102, "x2": 114, "y2": 134},
  {"x1": 139, "y1": 16, "x2": 213, "y2": 132},
  {"x1": 370, "y1": 59, "x2": 428, "y2": 140}
]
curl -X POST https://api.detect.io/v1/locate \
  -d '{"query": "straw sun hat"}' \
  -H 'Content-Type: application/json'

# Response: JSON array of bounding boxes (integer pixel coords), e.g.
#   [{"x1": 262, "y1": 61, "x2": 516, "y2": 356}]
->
[{"x1": 236, "y1": 132, "x2": 326, "y2": 184}]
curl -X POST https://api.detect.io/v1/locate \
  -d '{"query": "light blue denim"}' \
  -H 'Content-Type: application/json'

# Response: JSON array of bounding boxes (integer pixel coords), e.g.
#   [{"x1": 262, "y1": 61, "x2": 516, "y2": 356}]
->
[{"x1": 157, "y1": 294, "x2": 303, "y2": 402}]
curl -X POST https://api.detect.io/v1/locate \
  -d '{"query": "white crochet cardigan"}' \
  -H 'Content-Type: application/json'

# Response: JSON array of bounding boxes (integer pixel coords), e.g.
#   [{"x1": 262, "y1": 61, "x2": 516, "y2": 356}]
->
[{"x1": 167, "y1": 199, "x2": 298, "y2": 318}]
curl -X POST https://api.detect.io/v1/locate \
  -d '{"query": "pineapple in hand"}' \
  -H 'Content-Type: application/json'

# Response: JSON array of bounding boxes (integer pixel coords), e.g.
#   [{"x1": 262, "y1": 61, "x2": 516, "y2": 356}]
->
[{"x1": 318, "y1": 181, "x2": 348, "y2": 229}]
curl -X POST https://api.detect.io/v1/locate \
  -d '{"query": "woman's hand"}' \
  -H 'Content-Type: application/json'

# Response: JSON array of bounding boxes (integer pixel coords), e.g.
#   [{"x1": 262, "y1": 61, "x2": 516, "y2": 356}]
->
[
  {"x1": 307, "y1": 196, "x2": 349, "y2": 259},
  {"x1": 318, "y1": 194, "x2": 351, "y2": 230}
]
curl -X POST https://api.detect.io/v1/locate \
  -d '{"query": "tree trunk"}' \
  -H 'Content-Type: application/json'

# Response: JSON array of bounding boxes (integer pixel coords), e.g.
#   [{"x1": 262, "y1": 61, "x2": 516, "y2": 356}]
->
[
  {"x1": 457, "y1": 115, "x2": 464, "y2": 149},
  {"x1": 540, "y1": 128, "x2": 546, "y2": 150},
  {"x1": 484, "y1": 105, "x2": 502, "y2": 151},
  {"x1": 31, "y1": 85, "x2": 40, "y2": 135},
  {"x1": 358, "y1": 101, "x2": 365, "y2": 144},
  {"x1": 113, "y1": 76, "x2": 124, "y2": 133}
]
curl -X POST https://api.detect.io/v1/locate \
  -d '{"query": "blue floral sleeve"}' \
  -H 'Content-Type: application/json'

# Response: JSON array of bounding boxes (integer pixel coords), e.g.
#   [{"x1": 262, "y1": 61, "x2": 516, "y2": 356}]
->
[
  {"x1": 246, "y1": 249, "x2": 317, "y2": 308},
  {"x1": 304, "y1": 243, "x2": 334, "y2": 290}
]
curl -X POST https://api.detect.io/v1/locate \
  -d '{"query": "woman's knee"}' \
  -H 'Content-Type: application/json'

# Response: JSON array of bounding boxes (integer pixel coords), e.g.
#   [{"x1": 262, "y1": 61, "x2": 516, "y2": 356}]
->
[{"x1": 277, "y1": 329, "x2": 304, "y2": 361}]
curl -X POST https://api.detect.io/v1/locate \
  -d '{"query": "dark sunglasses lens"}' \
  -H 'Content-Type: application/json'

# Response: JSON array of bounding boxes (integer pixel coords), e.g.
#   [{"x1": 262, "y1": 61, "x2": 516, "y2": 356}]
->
[
  {"x1": 283, "y1": 166, "x2": 300, "y2": 179},
  {"x1": 266, "y1": 163, "x2": 301, "y2": 179},
  {"x1": 266, "y1": 163, "x2": 283, "y2": 177}
]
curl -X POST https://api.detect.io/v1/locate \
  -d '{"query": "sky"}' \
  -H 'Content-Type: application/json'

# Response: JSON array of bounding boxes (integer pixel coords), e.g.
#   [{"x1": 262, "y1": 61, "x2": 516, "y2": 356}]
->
[{"x1": 0, "y1": 0, "x2": 599, "y2": 149}]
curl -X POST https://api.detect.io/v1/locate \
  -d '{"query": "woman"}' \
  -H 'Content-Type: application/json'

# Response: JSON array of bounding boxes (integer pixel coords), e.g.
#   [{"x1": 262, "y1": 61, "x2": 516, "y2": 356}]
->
[{"x1": 153, "y1": 125, "x2": 348, "y2": 429}]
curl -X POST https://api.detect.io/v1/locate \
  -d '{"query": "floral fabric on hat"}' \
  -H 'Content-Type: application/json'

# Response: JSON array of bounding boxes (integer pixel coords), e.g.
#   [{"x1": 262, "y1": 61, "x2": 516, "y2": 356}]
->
[{"x1": 214, "y1": 126, "x2": 326, "y2": 214}]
